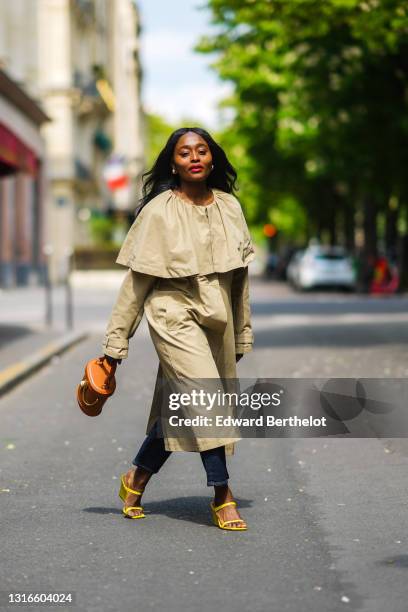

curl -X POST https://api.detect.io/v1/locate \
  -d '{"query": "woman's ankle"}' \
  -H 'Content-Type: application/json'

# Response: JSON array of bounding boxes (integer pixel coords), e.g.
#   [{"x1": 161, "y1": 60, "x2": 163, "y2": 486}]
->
[
  {"x1": 214, "y1": 484, "x2": 233, "y2": 506},
  {"x1": 128, "y1": 466, "x2": 152, "y2": 490}
]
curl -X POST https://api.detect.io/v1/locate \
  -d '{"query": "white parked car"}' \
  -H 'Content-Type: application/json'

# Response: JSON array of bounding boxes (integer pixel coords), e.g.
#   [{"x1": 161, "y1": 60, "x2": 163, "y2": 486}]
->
[{"x1": 287, "y1": 246, "x2": 356, "y2": 290}]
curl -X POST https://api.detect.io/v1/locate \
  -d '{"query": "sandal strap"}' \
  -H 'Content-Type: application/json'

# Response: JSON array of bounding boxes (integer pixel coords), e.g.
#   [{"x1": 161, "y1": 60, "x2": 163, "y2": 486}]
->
[
  {"x1": 121, "y1": 475, "x2": 144, "y2": 496},
  {"x1": 221, "y1": 519, "x2": 245, "y2": 526},
  {"x1": 212, "y1": 500, "x2": 237, "y2": 512},
  {"x1": 123, "y1": 506, "x2": 144, "y2": 511}
]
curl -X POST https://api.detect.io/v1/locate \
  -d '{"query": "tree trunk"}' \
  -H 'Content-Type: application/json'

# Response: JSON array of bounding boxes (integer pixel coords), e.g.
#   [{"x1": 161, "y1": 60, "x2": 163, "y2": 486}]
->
[
  {"x1": 397, "y1": 234, "x2": 408, "y2": 291},
  {"x1": 363, "y1": 196, "x2": 378, "y2": 258},
  {"x1": 385, "y1": 205, "x2": 398, "y2": 258},
  {"x1": 328, "y1": 207, "x2": 337, "y2": 246},
  {"x1": 343, "y1": 201, "x2": 355, "y2": 253}
]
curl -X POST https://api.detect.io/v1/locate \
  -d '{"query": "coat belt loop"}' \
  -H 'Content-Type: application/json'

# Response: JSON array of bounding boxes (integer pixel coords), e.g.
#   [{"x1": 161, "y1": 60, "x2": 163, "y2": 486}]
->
[{"x1": 187, "y1": 275, "x2": 196, "y2": 295}]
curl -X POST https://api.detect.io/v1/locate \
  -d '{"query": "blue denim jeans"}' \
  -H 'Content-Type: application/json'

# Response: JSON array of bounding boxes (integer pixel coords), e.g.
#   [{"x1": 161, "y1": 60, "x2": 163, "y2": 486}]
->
[{"x1": 132, "y1": 420, "x2": 229, "y2": 486}]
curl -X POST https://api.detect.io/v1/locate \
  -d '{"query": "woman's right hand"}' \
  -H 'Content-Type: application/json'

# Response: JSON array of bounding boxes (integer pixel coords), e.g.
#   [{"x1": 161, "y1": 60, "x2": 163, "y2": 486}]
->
[{"x1": 104, "y1": 354, "x2": 122, "y2": 366}]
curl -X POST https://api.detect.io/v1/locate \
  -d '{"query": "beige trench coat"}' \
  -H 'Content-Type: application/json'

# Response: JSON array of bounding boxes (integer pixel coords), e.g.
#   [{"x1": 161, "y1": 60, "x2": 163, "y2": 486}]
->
[{"x1": 102, "y1": 188, "x2": 255, "y2": 455}]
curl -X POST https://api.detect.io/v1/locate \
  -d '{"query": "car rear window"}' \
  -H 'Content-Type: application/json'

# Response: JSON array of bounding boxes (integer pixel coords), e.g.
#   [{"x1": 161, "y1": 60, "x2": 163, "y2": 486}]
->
[{"x1": 315, "y1": 254, "x2": 346, "y2": 261}]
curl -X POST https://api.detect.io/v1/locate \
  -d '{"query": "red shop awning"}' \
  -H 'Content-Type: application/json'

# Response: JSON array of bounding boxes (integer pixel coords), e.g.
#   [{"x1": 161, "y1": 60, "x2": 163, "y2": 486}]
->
[{"x1": 0, "y1": 122, "x2": 38, "y2": 176}]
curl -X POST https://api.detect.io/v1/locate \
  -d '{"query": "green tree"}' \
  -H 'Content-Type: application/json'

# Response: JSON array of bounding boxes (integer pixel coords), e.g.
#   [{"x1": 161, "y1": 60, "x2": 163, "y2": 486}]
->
[
  {"x1": 144, "y1": 113, "x2": 177, "y2": 167},
  {"x1": 197, "y1": 0, "x2": 408, "y2": 273}
]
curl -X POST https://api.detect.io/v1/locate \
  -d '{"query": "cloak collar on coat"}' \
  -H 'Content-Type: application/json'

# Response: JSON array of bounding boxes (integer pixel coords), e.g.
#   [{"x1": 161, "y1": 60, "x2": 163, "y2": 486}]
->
[{"x1": 115, "y1": 188, "x2": 256, "y2": 278}]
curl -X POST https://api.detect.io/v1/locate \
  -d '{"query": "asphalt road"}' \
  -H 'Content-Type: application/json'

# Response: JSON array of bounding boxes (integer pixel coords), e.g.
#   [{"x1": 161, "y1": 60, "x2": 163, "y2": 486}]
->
[{"x1": 1, "y1": 278, "x2": 408, "y2": 612}]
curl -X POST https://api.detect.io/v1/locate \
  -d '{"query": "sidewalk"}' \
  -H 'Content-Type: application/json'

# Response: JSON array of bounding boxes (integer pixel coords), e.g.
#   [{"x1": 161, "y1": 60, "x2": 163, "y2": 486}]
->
[
  {"x1": 0, "y1": 280, "x2": 109, "y2": 396},
  {"x1": 0, "y1": 263, "x2": 265, "y2": 395},
  {"x1": 0, "y1": 270, "x2": 162, "y2": 395},
  {"x1": 0, "y1": 283, "x2": 74, "y2": 377},
  {"x1": 0, "y1": 323, "x2": 62, "y2": 372}
]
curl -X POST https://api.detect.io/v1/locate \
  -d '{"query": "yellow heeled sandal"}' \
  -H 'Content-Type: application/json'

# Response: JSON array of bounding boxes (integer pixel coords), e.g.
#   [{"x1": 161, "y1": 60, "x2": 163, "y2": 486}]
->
[
  {"x1": 118, "y1": 474, "x2": 145, "y2": 519},
  {"x1": 210, "y1": 500, "x2": 247, "y2": 531}
]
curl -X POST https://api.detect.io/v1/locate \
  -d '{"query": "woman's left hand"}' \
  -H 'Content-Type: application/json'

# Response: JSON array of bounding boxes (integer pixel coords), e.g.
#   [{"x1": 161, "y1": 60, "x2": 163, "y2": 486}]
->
[{"x1": 236, "y1": 353, "x2": 243, "y2": 362}]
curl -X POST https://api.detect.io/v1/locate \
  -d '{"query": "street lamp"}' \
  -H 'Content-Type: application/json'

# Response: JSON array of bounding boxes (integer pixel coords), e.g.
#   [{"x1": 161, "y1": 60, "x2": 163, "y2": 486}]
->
[
  {"x1": 43, "y1": 243, "x2": 53, "y2": 327},
  {"x1": 63, "y1": 248, "x2": 74, "y2": 330}
]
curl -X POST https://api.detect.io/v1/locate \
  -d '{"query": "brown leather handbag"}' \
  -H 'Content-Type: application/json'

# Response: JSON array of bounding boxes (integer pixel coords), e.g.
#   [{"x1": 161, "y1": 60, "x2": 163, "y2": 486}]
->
[{"x1": 77, "y1": 357, "x2": 117, "y2": 417}]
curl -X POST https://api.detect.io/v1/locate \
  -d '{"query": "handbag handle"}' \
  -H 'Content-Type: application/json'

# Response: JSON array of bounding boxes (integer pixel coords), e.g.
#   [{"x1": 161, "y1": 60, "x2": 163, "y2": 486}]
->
[
  {"x1": 96, "y1": 357, "x2": 117, "y2": 390},
  {"x1": 79, "y1": 380, "x2": 99, "y2": 406}
]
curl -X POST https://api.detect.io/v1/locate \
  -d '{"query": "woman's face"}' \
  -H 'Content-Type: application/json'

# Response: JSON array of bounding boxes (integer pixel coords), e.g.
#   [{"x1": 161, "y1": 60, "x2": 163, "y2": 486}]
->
[{"x1": 172, "y1": 132, "x2": 213, "y2": 183}]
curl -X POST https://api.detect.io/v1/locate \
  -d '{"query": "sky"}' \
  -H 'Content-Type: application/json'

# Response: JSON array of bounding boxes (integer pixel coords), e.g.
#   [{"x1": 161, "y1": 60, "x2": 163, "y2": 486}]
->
[{"x1": 136, "y1": 0, "x2": 233, "y2": 130}]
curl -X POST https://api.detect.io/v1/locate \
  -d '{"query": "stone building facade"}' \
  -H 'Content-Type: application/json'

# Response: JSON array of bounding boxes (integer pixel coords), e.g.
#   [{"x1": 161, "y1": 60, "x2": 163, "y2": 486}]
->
[
  {"x1": 0, "y1": 0, "x2": 144, "y2": 285},
  {"x1": 0, "y1": 68, "x2": 49, "y2": 287}
]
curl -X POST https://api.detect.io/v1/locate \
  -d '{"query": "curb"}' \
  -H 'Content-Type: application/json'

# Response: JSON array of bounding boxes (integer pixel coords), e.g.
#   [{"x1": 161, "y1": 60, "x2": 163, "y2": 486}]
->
[{"x1": 0, "y1": 330, "x2": 88, "y2": 397}]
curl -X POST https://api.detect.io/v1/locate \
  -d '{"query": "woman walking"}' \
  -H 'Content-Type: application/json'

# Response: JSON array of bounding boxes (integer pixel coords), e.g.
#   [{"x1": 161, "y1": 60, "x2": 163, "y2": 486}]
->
[{"x1": 103, "y1": 127, "x2": 255, "y2": 530}]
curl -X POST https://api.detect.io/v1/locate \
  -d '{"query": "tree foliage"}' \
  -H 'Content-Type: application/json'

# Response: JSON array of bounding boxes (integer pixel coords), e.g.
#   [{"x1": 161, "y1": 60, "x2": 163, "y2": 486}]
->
[
  {"x1": 144, "y1": 113, "x2": 178, "y2": 168},
  {"x1": 196, "y1": 0, "x2": 408, "y2": 257}
]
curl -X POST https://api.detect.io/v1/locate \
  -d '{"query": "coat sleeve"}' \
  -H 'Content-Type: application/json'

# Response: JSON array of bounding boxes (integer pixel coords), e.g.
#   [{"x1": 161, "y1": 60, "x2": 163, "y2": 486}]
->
[
  {"x1": 231, "y1": 266, "x2": 254, "y2": 354},
  {"x1": 102, "y1": 269, "x2": 157, "y2": 360}
]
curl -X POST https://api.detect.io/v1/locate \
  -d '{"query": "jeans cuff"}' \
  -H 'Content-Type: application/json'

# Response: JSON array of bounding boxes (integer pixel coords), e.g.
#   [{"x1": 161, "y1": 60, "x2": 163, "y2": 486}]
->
[
  {"x1": 207, "y1": 479, "x2": 229, "y2": 487},
  {"x1": 132, "y1": 461, "x2": 156, "y2": 474}
]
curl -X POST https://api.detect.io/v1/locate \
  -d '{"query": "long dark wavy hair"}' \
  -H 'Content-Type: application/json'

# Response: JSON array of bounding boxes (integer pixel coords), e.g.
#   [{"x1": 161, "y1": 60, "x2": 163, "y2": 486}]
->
[{"x1": 135, "y1": 127, "x2": 238, "y2": 218}]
